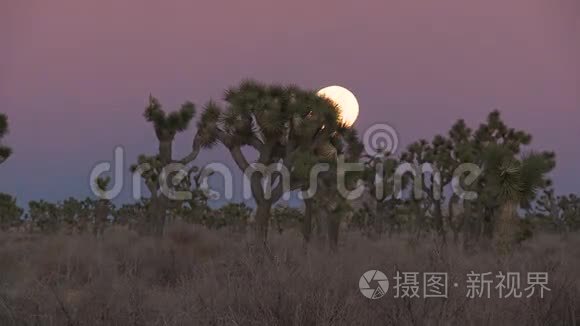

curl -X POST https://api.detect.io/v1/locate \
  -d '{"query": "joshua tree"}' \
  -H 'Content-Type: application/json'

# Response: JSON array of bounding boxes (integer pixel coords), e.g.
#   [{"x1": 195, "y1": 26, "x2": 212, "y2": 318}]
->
[
  {"x1": 0, "y1": 193, "x2": 23, "y2": 230},
  {"x1": 535, "y1": 190, "x2": 580, "y2": 234},
  {"x1": 58, "y1": 197, "x2": 84, "y2": 233},
  {"x1": 534, "y1": 189, "x2": 564, "y2": 232},
  {"x1": 77, "y1": 198, "x2": 97, "y2": 233},
  {"x1": 394, "y1": 111, "x2": 550, "y2": 247},
  {"x1": 132, "y1": 96, "x2": 207, "y2": 236},
  {"x1": 398, "y1": 119, "x2": 478, "y2": 244},
  {"x1": 468, "y1": 110, "x2": 536, "y2": 240},
  {"x1": 170, "y1": 167, "x2": 211, "y2": 225},
  {"x1": 28, "y1": 200, "x2": 59, "y2": 232},
  {"x1": 558, "y1": 194, "x2": 580, "y2": 232},
  {"x1": 196, "y1": 80, "x2": 345, "y2": 244},
  {"x1": 0, "y1": 113, "x2": 12, "y2": 165},
  {"x1": 94, "y1": 177, "x2": 111, "y2": 236},
  {"x1": 481, "y1": 144, "x2": 554, "y2": 253},
  {"x1": 359, "y1": 152, "x2": 401, "y2": 238},
  {"x1": 308, "y1": 186, "x2": 353, "y2": 250},
  {"x1": 304, "y1": 128, "x2": 363, "y2": 249}
]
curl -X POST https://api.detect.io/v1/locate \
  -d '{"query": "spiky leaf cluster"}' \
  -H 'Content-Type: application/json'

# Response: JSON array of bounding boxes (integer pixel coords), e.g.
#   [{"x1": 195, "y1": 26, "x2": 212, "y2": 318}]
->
[
  {"x1": 205, "y1": 80, "x2": 342, "y2": 154},
  {"x1": 144, "y1": 95, "x2": 196, "y2": 139},
  {"x1": 94, "y1": 176, "x2": 111, "y2": 199},
  {"x1": 482, "y1": 144, "x2": 554, "y2": 205},
  {"x1": 473, "y1": 110, "x2": 531, "y2": 153}
]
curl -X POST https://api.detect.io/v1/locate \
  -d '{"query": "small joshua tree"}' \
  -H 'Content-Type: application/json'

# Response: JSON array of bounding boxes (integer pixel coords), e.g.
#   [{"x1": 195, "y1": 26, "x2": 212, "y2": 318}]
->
[
  {"x1": 58, "y1": 197, "x2": 84, "y2": 234},
  {"x1": 94, "y1": 176, "x2": 111, "y2": 236},
  {"x1": 28, "y1": 200, "x2": 59, "y2": 233},
  {"x1": 0, "y1": 193, "x2": 23, "y2": 230}
]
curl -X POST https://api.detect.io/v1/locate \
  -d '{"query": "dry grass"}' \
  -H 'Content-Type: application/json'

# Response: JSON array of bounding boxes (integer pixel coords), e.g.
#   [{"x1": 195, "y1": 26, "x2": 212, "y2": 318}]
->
[{"x1": 0, "y1": 224, "x2": 578, "y2": 325}]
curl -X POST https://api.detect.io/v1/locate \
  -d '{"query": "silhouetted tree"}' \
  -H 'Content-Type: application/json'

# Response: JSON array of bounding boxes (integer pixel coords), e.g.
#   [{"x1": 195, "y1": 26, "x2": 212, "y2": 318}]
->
[
  {"x1": 534, "y1": 189, "x2": 580, "y2": 234},
  {"x1": 58, "y1": 197, "x2": 84, "y2": 233},
  {"x1": 28, "y1": 200, "x2": 59, "y2": 232},
  {"x1": 306, "y1": 129, "x2": 363, "y2": 249},
  {"x1": 0, "y1": 113, "x2": 12, "y2": 165},
  {"x1": 481, "y1": 144, "x2": 554, "y2": 253},
  {"x1": 359, "y1": 152, "x2": 402, "y2": 238},
  {"x1": 132, "y1": 96, "x2": 204, "y2": 236},
  {"x1": 0, "y1": 193, "x2": 23, "y2": 230},
  {"x1": 197, "y1": 80, "x2": 345, "y2": 244},
  {"x1": 94, "y1": 177, "x2": 112, "y2": 236}
]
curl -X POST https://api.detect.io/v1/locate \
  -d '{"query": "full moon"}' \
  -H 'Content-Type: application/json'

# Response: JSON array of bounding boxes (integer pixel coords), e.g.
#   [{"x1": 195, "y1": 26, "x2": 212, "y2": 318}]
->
[{"x1": 317, "y1": 85, "x2": 359, "y2": 127}]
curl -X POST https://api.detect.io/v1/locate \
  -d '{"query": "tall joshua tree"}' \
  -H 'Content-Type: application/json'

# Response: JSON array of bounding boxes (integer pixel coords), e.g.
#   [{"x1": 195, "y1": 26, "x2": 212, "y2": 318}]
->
[
  {"x1": 482, "y1": 144, "x2": 554, "y2": 253},
  {"x1": 133, "y1": 96, "x2": 193, "y2": 235},
  {"x1": 399, "y1": 119, "x2": 477, "y2": 243},
  {"x1": 132, "y1": 96, "x2": 207, "y2": 236},
  {"x1": 197, "y1": 80, "x2": 344, "y2": 243},
  {"x1": 304, "y1": 128, "x2": 363, "y2": 249},
  {"x1": 359, "y1": 152, "x2": 401, "y2": 238},
  {"x1": 0, "y1": 113, "x2": 12, "y2": 165}
]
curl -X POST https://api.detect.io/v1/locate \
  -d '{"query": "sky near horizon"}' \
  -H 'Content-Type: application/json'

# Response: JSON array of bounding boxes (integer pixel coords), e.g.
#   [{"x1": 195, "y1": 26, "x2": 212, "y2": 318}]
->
[{"x1": 1, "y1": 0, "x2": 579, "y2": 205}]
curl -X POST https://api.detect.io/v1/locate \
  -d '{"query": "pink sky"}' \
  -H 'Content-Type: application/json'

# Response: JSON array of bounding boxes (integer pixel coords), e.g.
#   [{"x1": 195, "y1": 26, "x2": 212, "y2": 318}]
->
[{"x1": 1, "y1": 0, "x2": 579, "y2": 203}]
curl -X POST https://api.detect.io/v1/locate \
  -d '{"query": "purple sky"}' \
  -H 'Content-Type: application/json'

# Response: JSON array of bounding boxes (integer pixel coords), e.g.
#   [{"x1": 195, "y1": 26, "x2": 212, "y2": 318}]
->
[{"x1": 1, "y1": 0, "x2": 579, "y2": 204}]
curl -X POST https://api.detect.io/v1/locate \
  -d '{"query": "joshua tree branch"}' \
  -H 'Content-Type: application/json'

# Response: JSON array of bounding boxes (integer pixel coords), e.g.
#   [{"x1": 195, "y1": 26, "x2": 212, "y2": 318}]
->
[
  {"x1": 181, "y1": 135, "x2": 203, "y2": 165},
  {"x1": 247, "y1": 135, "x2": 264, "y2": 152},
  {"x1": 269, "y1": 178, "x2": 287, "y2": 203},
  {"x1": 230, "y1": 146, "x2": 250, "y2": 172}
]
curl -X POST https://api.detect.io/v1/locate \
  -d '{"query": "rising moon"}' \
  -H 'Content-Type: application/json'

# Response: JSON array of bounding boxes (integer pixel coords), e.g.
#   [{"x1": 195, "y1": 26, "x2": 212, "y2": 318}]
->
[{"x1": 317, "y1": 85, "x2": 359, "y2": 127}]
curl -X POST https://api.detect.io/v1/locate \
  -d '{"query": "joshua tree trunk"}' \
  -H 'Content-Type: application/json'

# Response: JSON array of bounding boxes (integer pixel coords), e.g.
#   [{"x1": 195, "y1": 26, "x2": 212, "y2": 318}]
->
[
  {"x1": 433, "y1": 200, "x2": 446, "y2": 244},
  {"x1": 158, "y1": 138, "x2": 172, "y2": 165},
  {"x1": 94, "y1": 199, "x2": 108, "y2": 237},
  {"x1": 483, "y1": 208, "x2": 495, "y2": 239},
  {"x1": 315, "y1": 212, "x2": 326, "y2": 240},
  {"x1": 255, "y1": 201, "x2": 272, "y2": 245},
  {"x1": 302, "y1": 198, "x2": 313, "y2": 243},
  {"x1": 327, "y1": 213, "x2": 340, "y2": 251},
  {"x1": 145, "y1": 197, "x2": 167, "y2": 237},
  {"x1": 495, "y1": 201, "x2": 517, "y2": 254},
  {"x1": 446, "y1": 194, "x2": 464, "y2": 246},
  {"x1": 78, "y1": 214, "x2": 88, "y2": 234},
  {"x1": 412, "y1": 200, "x2": 427, "y2": 241},
  {"x1": 462, "y1": 201, "x2": 474, "y2": 249},
  {"x1": 372, "y1": 210, "x2": 383, "y2": 239}
]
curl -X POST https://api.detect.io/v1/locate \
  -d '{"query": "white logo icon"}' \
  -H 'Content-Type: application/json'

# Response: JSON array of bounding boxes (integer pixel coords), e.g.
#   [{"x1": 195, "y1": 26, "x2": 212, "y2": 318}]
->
[
  {"x1": 359, "y1": 270, "x2": 389, "y2": 299},
  {"x1": 363, "y1": 123, "x2": 399, "y2": 157}
]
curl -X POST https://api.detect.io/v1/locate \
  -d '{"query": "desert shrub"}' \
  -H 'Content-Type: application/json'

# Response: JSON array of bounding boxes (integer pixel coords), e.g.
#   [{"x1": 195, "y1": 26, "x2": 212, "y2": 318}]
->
[{"x1": 0, "y1": 229, "x2": 578, "y2": 325}]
